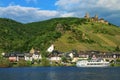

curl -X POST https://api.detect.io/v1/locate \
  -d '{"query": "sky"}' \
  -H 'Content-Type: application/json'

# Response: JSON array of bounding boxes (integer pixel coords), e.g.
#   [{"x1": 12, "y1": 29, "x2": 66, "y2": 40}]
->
[{"x1": 0, "y1": 0, "x2": 120, "y2": 26}]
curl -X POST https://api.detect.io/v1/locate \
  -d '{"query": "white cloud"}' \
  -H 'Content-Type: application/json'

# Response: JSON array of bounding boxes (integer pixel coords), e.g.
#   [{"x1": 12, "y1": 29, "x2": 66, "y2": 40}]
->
[
  {"x1": 55, "y1": 0, "x2": 81, "y2": 11},
  {"x1": 0, "y1": 5, "x2": 59, "y2": 23},
  {"x1": 96, "y1": 0, "x2": 120, "y2": 10},
  {"x1": 60, "y1": 12, "x2": 75, "y2": 17},
  {"x1": 55, "y1": 0, "x2": 120, "y2": 10},
  {"x1": 0, "y1": 5, "x2": 78, "y2": 23},
  {"x1": 55, "y1": 0, "x2": 79, "y2": 6},
  {"x1": 0, "y1": 0, "x2": 120, "y2": 26},
  {"x1": 55, "y1": 0, "x2": 120, "y2": 26}
]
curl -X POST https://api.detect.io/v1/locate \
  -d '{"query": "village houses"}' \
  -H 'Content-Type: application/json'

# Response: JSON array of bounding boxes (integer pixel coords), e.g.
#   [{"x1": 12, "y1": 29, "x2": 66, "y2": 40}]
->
[
  {"x1": 2, "y1": 44, "x2": 120, "y2": 65},
  {"x1": 3, "y1": 48, "x2": 42, "y2": 63}
]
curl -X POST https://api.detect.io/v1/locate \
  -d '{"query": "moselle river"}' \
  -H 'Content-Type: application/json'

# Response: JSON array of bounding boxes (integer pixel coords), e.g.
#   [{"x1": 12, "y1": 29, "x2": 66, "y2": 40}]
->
[{"x1": 0, "y1": 67, "x2": 120, "y2": 80}]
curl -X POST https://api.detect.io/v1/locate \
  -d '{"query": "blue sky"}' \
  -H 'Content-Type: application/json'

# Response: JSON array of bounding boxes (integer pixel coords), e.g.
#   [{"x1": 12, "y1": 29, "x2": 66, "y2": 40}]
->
[
  {"x1": 0, "y1": 0, "x2": 120, "y2": 26},
  {"x1": 0, "y1": 0, "x2": 57, "y2": 10}
]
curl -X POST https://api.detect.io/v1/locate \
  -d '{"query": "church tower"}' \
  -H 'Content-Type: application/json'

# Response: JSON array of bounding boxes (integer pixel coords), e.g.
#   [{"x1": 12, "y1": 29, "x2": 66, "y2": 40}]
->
[
  {"x1": 94, "y1": 14, "x2": 98, "y2": 21},
  {"x1": 84, "y1": 13, "x2": 90, "y2": 19},
  {"x1": 29, "y1": 47, "x2": 35, "y2": 54}
]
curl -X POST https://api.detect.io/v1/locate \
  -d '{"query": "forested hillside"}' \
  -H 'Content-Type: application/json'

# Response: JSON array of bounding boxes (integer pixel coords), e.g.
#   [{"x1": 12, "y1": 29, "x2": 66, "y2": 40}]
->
[{"x1": 0, "y1": 17, "x2": 120, "y2": 54}]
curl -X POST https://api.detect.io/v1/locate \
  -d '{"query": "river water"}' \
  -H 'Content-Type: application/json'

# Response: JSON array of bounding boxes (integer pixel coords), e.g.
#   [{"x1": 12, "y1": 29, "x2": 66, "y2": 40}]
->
[{"x1": 0, "y1": 67, "x2": 120, "y2": 80}]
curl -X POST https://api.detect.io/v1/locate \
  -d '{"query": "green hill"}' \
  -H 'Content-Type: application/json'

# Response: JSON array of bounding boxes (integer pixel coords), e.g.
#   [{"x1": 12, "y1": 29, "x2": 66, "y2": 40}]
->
[
  {"x1": 0, "y1": 17, "x2": 120, "y2": 54},
  {"x1": 0, "y1": 18, "x2": 28, "y2": 52}
]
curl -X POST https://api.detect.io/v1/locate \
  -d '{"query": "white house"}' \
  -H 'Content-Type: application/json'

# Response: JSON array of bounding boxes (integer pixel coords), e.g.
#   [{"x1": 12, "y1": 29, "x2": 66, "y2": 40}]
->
[
  {"x1": 32, "y1": 53, "x2": 42, "y2": 60},
  {"x1": 69, "y1": 53, "x2": 74, "y2": 59},
  {"x1": 49, "y1": 57, "x2": 61, "y2": 62},
  {"x1": 24, "y1": 53, "x2": 33, "y2": 61},
  {"x1": 47, "y1": 44, "x2": 54, "y2": 53},
  {"x1": 1, "y1": 52, "x2": 5, "y2": 56},
  {"x1": 72, "y1": 57, "x2": 80, "y2": 62}
]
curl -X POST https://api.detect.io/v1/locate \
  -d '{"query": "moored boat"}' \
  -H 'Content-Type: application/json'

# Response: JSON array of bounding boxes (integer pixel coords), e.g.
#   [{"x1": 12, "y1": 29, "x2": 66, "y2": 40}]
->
[{"x1": 76, "y1": 59, "x2": 110, "y2": 67}]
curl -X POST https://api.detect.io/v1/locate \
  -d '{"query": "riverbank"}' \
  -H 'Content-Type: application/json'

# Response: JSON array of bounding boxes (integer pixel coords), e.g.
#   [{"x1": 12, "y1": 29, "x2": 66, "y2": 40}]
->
[
  {"x1": 1, "y1": 56, "x2": 120, "y2": 68},
  {"x1": 1, "y1": 62, "x2": 120, "y2": 68},
  {"x1": 110, "y1": 63, "x2": 120, "y2": 67},
  {"x1": 0, "y1": 60, "x2": 76, "y2": 68}
]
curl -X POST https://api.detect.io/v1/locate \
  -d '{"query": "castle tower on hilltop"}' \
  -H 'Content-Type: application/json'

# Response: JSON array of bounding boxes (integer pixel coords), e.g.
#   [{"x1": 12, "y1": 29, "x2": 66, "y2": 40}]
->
[
  {"x1": 84, "y1": 13, "x2": 108, "y2": 24},
  {"x1": 84, "y1": 13, "x2": 90, "y2": 19},
  {"x1": 95, "y1": 14, "x2": 98, "y2": 18}
]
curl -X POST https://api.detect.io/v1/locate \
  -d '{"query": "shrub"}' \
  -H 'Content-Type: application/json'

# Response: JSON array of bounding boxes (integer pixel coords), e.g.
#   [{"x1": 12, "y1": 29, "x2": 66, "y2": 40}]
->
[
  {"x1": 110, "y1": 63, "x2": 114, "y2": 67},
  {"x1": 115, "y1": 45, "x2": 120, "y2": 52},
  {"x1": 40, "y1": 58, "x2": 50, "y2": 66},
  {"x1": 0, "y1": 58, "x2": 12, "y2": 67},
  {"x1": 17, "y1": 60, "x2": 31, "y2": 67},
  {"x1": 116, "y1": 59, "x2": 120, "y2": 62}
]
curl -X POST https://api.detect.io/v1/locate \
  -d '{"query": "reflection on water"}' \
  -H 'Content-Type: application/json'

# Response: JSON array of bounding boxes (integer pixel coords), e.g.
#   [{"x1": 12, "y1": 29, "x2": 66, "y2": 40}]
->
[{"x1": 0, "y1": 67, "x2": 120, "y2": 80}]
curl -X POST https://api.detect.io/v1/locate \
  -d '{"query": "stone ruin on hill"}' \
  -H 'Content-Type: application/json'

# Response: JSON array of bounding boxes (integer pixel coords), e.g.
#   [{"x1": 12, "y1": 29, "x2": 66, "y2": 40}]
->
[{"x1": 84, "y1": 13, "x2": 108, "y2": 24}]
